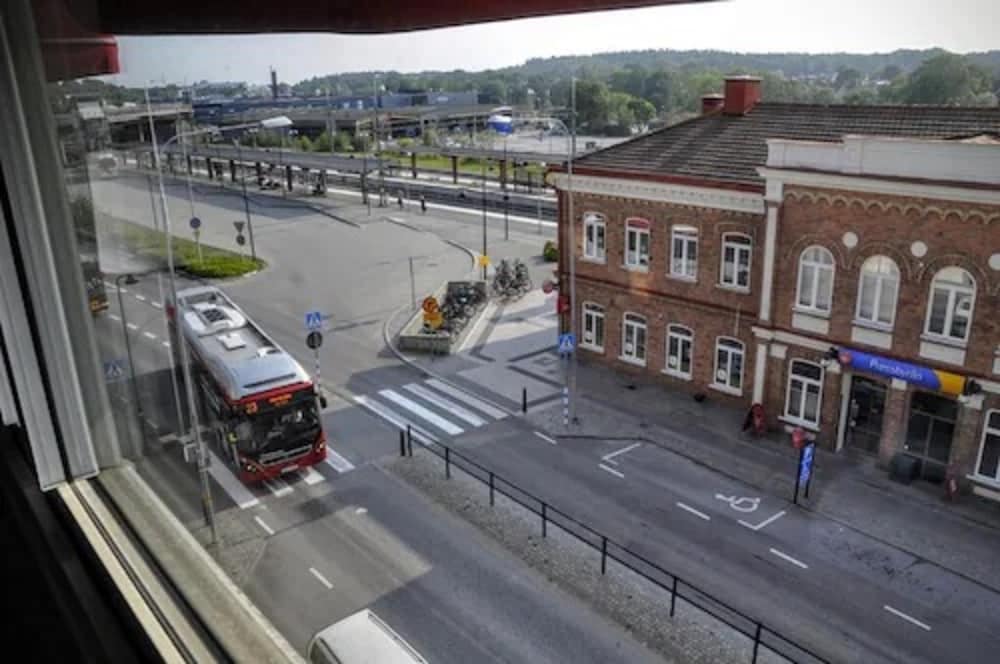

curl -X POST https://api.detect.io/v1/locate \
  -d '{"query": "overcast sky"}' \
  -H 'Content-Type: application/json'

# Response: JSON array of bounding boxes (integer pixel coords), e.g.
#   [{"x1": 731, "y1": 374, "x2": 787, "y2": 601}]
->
[{"x1": 110, "y1": 0, "x2": 999, "y2": 87}]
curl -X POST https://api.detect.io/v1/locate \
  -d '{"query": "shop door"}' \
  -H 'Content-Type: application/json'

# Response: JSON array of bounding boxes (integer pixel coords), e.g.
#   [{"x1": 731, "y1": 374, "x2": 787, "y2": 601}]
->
[
  {"x1": 846, "y1": 376, "x2": 886, "y2": 455},
  {"x1": 903, "y1": 392, "x2": 958, "y2": 483}
]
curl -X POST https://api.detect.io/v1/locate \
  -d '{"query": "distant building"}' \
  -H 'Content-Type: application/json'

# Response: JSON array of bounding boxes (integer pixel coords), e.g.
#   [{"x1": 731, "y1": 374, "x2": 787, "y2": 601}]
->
[{"x1": 550, "y1": 76, "x2": 1000, "y2": 499}]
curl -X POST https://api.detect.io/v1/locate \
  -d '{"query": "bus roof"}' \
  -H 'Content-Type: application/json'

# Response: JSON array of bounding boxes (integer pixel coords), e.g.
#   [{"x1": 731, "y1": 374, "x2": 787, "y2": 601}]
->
[{"x1": 175, "y1": 285, "x2": 310, "y2": 402}]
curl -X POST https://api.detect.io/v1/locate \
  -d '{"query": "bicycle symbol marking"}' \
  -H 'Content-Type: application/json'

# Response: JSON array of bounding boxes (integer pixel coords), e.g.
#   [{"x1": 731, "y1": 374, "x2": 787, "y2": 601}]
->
[{"x1": 714, "y1": 494, "x2": 760, "y2": 513}]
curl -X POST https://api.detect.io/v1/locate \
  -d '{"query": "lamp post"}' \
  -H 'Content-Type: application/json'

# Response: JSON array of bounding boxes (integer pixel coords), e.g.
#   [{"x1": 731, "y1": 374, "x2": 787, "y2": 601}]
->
[
  {"x1": 373, "y1": 74, "x2": 386, "y2": 207},
  {"x1": 146, "y1": 104, "x2": 292, "y2": 543},
  {"x1": 233, "y1": 138, "x2": 256, "y2": 262},
  {"x1": 481, "y1": 157, "x2": 488, "y2": 281},
  {"x1": 115, "y1": 273, "x2": 146, "y2": 456}
]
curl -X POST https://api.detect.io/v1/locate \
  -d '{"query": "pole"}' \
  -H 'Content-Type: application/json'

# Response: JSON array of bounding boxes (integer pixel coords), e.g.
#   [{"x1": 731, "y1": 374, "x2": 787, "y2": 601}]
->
[
  {"x1": 568, "y1": 77, "x2": 578, "y2": 426},
  {"x1": 116, "y1": 276, "x2": 145, "y2": 457},
  {"x1": 793, "y1": 446, "x2": 804, "y2": 505},
  {"x1": 537, "y1": 196, "x2": 542, "y2": 235},
  {"x1": 146, "y1": 89, "x2": 217, "y2": 544},
  {"x1": 236, "y1": 140, "x2": 256, "y2": 262},
  {"x1": 373, "y1": 74, "x2": 385, "y2": 207},
  {"x1": 503, "y1": 137, "x2": 509, "y2": 241},
  {"x1": 481, "y1": 158, "x2": 488, "y2": 280},
  {"x1": 409, "y1": 256, "x2": 417, "y2": 311},
  {"x1": 313, "y1": 347, "x2": 321, "y2": 398}
]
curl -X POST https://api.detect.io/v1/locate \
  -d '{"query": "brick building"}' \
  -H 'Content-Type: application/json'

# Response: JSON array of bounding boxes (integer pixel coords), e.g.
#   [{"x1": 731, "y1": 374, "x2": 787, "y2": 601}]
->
[{"x1": 550, "y1": 76, "x2": 1000, "y2": 498}]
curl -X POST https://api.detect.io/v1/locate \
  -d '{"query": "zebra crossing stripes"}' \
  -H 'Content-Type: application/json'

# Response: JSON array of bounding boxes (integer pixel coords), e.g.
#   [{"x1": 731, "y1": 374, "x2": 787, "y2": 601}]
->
[
  {"x1": 402, "y1": 383, "x2": 485, "y2": 427},
  {"x1": 357, "y1": 380, "x2": 508, "y2": 441},
  {"x1": 379, "y1": 389, "x2": 465, "y2": 435},
  {"x1": 424, "y1": 379, "x2": 509, "y2": 419}
]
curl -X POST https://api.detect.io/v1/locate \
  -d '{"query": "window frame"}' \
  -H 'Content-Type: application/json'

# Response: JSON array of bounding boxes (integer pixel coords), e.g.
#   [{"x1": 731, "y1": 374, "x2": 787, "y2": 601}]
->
[
  {"x1": 620, "y1": 312, "x2": 648, "y2": 365},
  {"x1": 582, "y1": 212, "x2": 606, "y2": 263},
  {"x1": 712, "y1": 336, "x2": 744, "y2": 394},
  {"x1": 854, "y1": 255, "x2": 900, "y2": 328},
  {"x1": 784, "y1": 359, "x2": 825, "y2": 427},
  {"x1": 795, "y1": 245, "x2": 835, "y2": 314},
  {"x1": 624, "y1": 218, "x2": 651, "y2": 271},
  {"x1": 719, "y1": 233, "x2": 752, "y2": 291},
  {"x1": 581, "y1": 302, "x2": 605, "y2": 352},
  {"x1": 664, "y1": 324, "x2": 694, "y2": 379},
  {"x1": 973, "y1": 410, "x2": 1000, "y2": 483},
  {"x1": 669, "y1": 225, "x2": 698, "y2": 281},
  {"x1": 924, "y1": 267, "x2": 976, "y2": 344}
]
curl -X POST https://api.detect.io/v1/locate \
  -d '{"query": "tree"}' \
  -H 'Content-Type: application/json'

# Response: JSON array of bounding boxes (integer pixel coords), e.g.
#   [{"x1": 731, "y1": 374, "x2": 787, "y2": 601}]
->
[
  {"x1": 297, "y1": 135, "x2": 313, "y2": 152},
  {"x1": 422, "y1": 127, "x2": 439, "y2": 147},
  {"x1": 875, "y1": 64, "x2": 903, "y2": 82},
  {"x1": 607, "y1": 92, "x2": 636, "y2": 130},
  {"x1": 479, "y1": 79, "x2": 507, "y2": 104},
  {"x1": 334, "y1": 131, "x2": 353, "y2": 152},
  {"x1": 903, "y1": 53, "x2": 993, "y2": 105},
  {"x1": 834, "y1": 67, "x2": 863, "y2": 90},
  {"x1": 574, "y1": 79, "x2": 611, "y2": 129},
  {"x1": 844, "y1": 88, "x2": 878, "y2": 105},
  {"x1": 627, "y1": 97, "x2": 656, "y2": 126},
  {"x1": 313, "y1": 131, "x2": 332, "y2": 152},
  {"x1": 644, "y1": 69, "x2": 676, "y2": 111}
]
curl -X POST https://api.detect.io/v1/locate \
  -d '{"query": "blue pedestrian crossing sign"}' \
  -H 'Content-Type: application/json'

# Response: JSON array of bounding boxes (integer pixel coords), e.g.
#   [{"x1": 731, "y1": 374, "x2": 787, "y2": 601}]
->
[
  {"x1": 557, "y1": 332, "x2": 576, "y2": 355},
  {"x1": 799, "y1": 443, "x2": 815, "y2": 484},
  {"x1": 104, "y1": 358, "x2": 126, "y2": 382},
  {"x1": 305, "y1": 310, "x2": 324, "y2": 331}
]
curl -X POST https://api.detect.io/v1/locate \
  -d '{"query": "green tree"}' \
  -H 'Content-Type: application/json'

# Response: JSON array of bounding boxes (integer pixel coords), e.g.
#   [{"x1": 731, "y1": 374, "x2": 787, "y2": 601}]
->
[
  {"x1": 644, "y1": 69, "x2": 677, "y2": 112},
  {"x1": 313, "y1": 131, "x2": 332, "y2": 152},
  {"x1": 334, "y1": 131, "x2": 354, "y2": 152},
  {"x1": 903, "y1": 53, "x2": 992, "y2": 104},
  {"x1": 422, "y1": 127, "x2": 439, "y2": 147},
  {"x1": 627, "y1": 97, "x2": 656, "y2": 126},
  {"x1": 834, "y1": 67, "x2": 863, "y2": 90},
  {"x1": 876, "y1": 64, "x2": 903, "y2": 81},
  {"x1": 297, "y1": 135, "x2": 313, "y2": 152},
  {"x1": 844, "y1": 88, "x2": 878, "y2": 105},
  {"x1": 575, "y1": 79, "x2": 611, "y2": 129},
  {"x1": 479, "y1": 79, "x2": 507, "y2": 104}
]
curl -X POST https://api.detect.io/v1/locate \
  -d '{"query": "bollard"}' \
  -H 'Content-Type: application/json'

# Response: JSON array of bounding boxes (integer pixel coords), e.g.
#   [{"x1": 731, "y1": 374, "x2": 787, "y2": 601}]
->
[
  {"x1": 406, "y1": 425, "x2": 413, "y2": 456},
  {"x1": 399, "y1": 430, "x2": 406, "y2": 457},
  {"x1": 751, "y1": 623, "x2": 762, "y2": 664},
  {"x1": 445, "y1": 447, "x2": 451, "y2": 479},
  {"x1": 522, "y1": 387, "x2": 527, "y2": 414},
  {"x1": 670, "y1": 577, "x2": 678, "y2": 617},
  {"x1": 489, "y1": 472, "x2": 495, "y2": 506},
  {"x1": 541, "y1": 503, "x2": 547, "y2": 538},
  {"x1": 601, "y1": 537, "x2": 608, "y2": 574}
]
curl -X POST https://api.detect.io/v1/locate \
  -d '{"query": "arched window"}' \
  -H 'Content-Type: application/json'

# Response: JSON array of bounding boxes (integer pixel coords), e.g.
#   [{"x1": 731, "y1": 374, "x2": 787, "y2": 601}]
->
[
  {"x1": 925, "y1": 267, "x2": 975, "y2": 343},
  {"x1": 621, "y1": 312, "x2": 647, "y2": 364},
  {"x1": 624, "y1": 218, "x2": 651, "y2": 269},
  {"x1": 665, "y1": 324, "x2": 693, "y2": 378},
  {"x1": 720, "y1": 233, "x2": 751, "y2": 289},
  {"x1": 713, "y1": 337, "x2": 744, "y2": 393},
  {"x1": 670, "y1": 225, "x2": 698, "y2": 279},
  {"x1": 581, "y1": 302, "x2": 605, "y2": 352},
  {"x1": 582, "y1": 213, "x2": 606, "y2": 262},
  {"x1": 796, "y1": 246, "x2": 835, "y2": 313},
  {"x1": 856, "y1": 256, "x2": 900, "y2": 327}
]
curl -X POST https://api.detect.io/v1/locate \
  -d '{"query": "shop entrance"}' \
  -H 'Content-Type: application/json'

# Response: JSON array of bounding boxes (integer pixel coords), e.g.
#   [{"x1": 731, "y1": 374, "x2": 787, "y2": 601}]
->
[
  {"x1": 846, "y1": 376, "x2": 886, "y2": 455},
  {"x1": 903, "y1": 391, "x2": 958, "y2": 483}
]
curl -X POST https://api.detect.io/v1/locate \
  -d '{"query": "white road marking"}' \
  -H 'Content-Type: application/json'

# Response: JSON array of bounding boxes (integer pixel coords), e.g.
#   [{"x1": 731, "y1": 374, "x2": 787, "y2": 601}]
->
[
  {"x1": 161, "y1": 341, "x2": 171, "y2": 348},
  {"x1": 769, "y1": 548, "x2": 809, "y2": 569},
  {"x1": 353, "y1": 395, "x2": 434, "y2": 444},
  {"x1": 134, "y1": 294, "x2": 147, "y2": 302},
  {"x1": 739, "y1": 510, "x2": 787, "y2": 531},
  {"x1": 424, "y1": 379, "x2": 508, "y2": 419},
  {"x1": 103, "y1": 280, "x2": 116, "y2": 290},
  {"x1": 309, "y1": 567, "x2": 333, "y2": 590},
  {"x1": 326, "y1": 449, "x2": 356, "y2": 473},
  {"x1": 126, "y1": 322, "x2": 139, "y2": 331},
  {"x1": 599, "y1": 463, "x2": 625, "y2": 479},
  {"x1": 254, "y1": 516, "x2": 275, "y2": 536},
  {"x1": 158, "y1": 434, "x2": 179, "y2": 444},
  {"x1": 205, "y1": 450, "x2": 259, "y2": 509},
  {"x1": 883, "y1": 605, "x2": 932, "y2": 631},
  {"x1": 143, "y1": 331, "x2": 157, "y2": 340},
  {"x1": 379, "y1": 389, "x2": 464, "y2": 435},
  {"x1": 676, "y1": 502, "x2": 711, "y2": 521},
  {"x1": 715, "y1": 494, "x2": 760, "y2": 513},
  {"x1": 262, "y1": 477, "x2": 293, "y2": 498},
  {"x1": 355, "y1": 507, "x2": 368, "y2": 515},
  {"x1": 602, "y1": 442, "x2": 640, "y2": 464},
  {"x1": 108, "y1": 313, "x2": 121, "y2": 322},
  {"x1": 533, "y1": 431, "x2": 557, "y2": 445},
  {"x1": 151, "y1": 302, "x2": 163, "y2": 309},
  {"x1": 298, "y1": 466, "x2": 325, "y2": 485},
  {"x1": 118, "y1": 287, "x2": 128, "y2": 294},
  {"x1": 403, "y1": 383, "x2": 486, "y2": 427}
]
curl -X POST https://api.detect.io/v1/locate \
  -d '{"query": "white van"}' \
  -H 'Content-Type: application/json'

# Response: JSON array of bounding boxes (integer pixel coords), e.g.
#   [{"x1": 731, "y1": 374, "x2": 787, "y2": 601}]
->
[{"x1": 307, "y1": 610, "x2": 428, "y2": 664}]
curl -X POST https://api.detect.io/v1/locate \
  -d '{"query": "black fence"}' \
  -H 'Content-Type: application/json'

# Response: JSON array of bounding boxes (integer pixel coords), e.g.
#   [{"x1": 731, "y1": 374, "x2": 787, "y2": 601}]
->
[{"x1": 399, "y1": 425, "x2": 830, "y2": 664}]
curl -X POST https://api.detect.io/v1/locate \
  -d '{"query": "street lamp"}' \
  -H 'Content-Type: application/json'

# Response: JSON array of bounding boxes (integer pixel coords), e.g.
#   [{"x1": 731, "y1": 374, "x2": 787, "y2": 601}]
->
[
  {"x1": 232, "y1": 138, "x2": 256, "y2": 262},
  {"x1": 487, "y1": 112, "x2": 514, "y2": 242},
  {"x1": 115, "y1": 273, "x2": 146, "y2": 456}
]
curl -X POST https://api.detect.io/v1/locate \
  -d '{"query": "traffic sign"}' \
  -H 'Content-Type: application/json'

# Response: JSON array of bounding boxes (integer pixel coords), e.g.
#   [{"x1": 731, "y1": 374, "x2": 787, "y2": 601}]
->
[
  {"x1": 557, "y1": 332, "x2": 576, "y2": 355},
  {"x1": 103, "y1": 358, "x2": 126, "y2": 382},
  {"x1": 305, "y1": 310, "x2": 324, "y2": 330},
  {"x1": 189, "y1": 216, "x2": 201, "y2": 230},
  {"x1": 478, "y1": 254, "x2": 491, "y2": 268},
  {"x1": 306, "y1": 331, "x2": 323, "y2": 350},
  {"x1": 235, "y1": 233, "x2": 246, "y2": 246},
  {"x1": 799, "y1": 443, "x2": 815, "y2": 485},
  {"x1": 421, "y1": 296, "x2": 439, "y2": 314},
  {"x1": 233, "y1": 220, "x2": 245, "y2": 233}
]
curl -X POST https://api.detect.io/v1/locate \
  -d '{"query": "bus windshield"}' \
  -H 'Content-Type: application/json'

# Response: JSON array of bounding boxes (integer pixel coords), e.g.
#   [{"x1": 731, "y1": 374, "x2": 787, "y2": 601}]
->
[{"x1": 236, "y1": 398, "x2": 320, "y2": 455}]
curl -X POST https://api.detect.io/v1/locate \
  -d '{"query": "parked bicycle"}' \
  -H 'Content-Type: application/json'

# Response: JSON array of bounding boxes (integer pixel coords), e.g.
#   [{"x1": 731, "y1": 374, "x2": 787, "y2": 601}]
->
[{"x1": 491, "y1": 258, "x2": 532, "y2": 299}]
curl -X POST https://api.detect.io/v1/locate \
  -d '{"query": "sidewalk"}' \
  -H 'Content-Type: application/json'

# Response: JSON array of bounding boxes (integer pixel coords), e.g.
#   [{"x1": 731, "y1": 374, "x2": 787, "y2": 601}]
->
[{"x1": 526, "y1": 358, "x2": 1000, "y2": 592}]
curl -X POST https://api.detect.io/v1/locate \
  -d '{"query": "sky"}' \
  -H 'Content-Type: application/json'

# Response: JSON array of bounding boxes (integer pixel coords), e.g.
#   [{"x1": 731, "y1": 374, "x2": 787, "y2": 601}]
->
[{"x1": 110, "y1": 0, "x2": 1000, "y2": 87}]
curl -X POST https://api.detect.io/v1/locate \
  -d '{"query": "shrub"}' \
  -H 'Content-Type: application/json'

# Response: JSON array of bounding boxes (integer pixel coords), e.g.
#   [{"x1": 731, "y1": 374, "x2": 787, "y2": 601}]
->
[{"x1": 542, "y1": 240, "x2": 558, "y2": 262}]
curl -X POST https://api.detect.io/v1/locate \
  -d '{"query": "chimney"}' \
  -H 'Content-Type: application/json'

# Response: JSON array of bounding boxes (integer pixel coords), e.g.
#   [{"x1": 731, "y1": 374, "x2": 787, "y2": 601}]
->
[
  {"x1": 723, "y1": 75, "x2": 762, "y2": 116},
  {"x1": 270, "y1": 68, "x2": 278, "y2": 100},
  {"x1": 701, "y1": 93, "x2": 724, "y2": 115}
]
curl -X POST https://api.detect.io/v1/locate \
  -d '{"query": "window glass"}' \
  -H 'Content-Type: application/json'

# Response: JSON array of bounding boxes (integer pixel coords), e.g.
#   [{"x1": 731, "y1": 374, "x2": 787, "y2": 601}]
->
[
  {"x1": 666, "y1": 325, "x2": 693, "y2": 377},
  {"x1": 625, "y1": 221, "x2": 650, "y2": 268},
  {"x1": 925, "y1": 267, "x2": 975, "y2": 342},
  {"x1": 856, "y1": 256, "x2": 899, "y2": 326},
  {"x1": 720, "y1": 234, "x2": 751, "y2": 289},
  {"x1": 976, "y1": 411, "x2": 1000, "y2": 480},
  {"x1": 670, "y1": 226, "x2": 697, "y2": 279},
  {"x1": 796, "y1": 246, "x2": 834, "y2": 312},
  {"x1": 786, "y1": 360, "x2": 823, "y2": 425},
  {"x1": 622, "y1": 313, "x2": 647, "y2": 363},
  {"x1": 714, "y1": 338, "x2": 744, "y2": 391},
  {"x1": 583, "y1": 213, "x2": 606, "y2": 261},
  {"x1": 582, "y1": 303, "x2": 605, "y2": 351}
]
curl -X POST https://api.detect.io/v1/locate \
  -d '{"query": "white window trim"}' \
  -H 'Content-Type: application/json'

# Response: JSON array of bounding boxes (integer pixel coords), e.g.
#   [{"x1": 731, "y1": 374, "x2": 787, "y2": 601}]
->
[
  {"x1": 923, "y1": 270, "x2": 975, "y2": 345},
  {"x1": 795, "y1": 246, "x2": 835, "y2": 314},
  {"x1": 624, "y1": 220, "x2": 651, "y2": 271},
  {"x1": 670, "y1": 226, "x2": 698, "y2": 281},
  {"x1": 664, "y1": 325, "x2": 694, "y2": 380},
  {"x1": 973, "y1": 409, "x2": 1000, "y2": 483},
  {"x1": 581, "y1": 302, "x2": 605, "y2": 353},
  {"x1": 712, "y1": 337, "x2": 745, "y2": 394},
  {"x1": 854, "y1": 257, "x2": 899, "y2": 328},
  {"x1": 783, "y1": 359, "x2": 825, "y2": 428},
  {"x1": 582, "y1": 213, "x2": 607, "y2": 263},
  {"x1": 620, "y1": 313, "x2": 648, "y2": 366},
  {"x1": 719, "y1": 233, "x2": 752, "y2": 291}
]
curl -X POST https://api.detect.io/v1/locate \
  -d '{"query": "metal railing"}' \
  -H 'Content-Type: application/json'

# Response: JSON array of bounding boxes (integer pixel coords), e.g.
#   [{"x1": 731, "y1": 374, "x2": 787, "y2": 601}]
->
[{"x1": 398, "y1": 425, "x2": 830, "y2": 664}]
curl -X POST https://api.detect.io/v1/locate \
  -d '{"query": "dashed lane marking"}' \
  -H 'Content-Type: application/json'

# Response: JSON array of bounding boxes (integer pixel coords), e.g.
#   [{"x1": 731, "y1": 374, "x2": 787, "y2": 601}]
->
[
  {"x1": 883, "y1": 605, "x2": 932, "y2": 631},
  {"x1": 254, "y1": 516, "x2": 275, "y2": 536},
  {"x1": 533, "y1": 431, "x2": 557, "y2": 445},
  {"x1": 298, "y1": 466, "x2": 325, "y2": 485},
  {"x1": 134, "y1": 294, "x2": 147, "y2": 302},
  {"x1": 599, "y1": 463, "x2": 624, "y2": 479},
  {"x1": 108, "y1": 313, "x2": 121, "y2": 322},
  {"x1": 262, "y1": 478, "x2": 293, "y2": 498},
  {"x1": 151, "y1": 301, "x2": 163, "y2": 309},
  {"x1": 676, "y1": 502, "x2": 711, "y2": 521},
  {"x1": 143, "y1": 331, "x2": 157, "y2": 340},
  {"x1": 326, "y1": 450, "x2": 356, "y2": 474},
  {"x1": 126, "y1": 322, "x2": 139, "y2": 331},
  {"x1": 309, "y1": 567, "x2": 333, "y2": 590},
  {"x1": 769, "y1": 548, "x2": 809, "y2": 569},
  {"x1": 161, "y1": 341, "x2": 171, "y2": 348}
]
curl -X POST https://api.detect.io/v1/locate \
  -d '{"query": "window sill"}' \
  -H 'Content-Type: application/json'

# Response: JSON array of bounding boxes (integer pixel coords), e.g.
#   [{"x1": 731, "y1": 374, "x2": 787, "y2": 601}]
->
[
  {"x1": 793, "y1": 305, "x2": 831, "y2": 319},
  {"x1": 618, "y1": 355, "x2": 647, "y2": 367},
  {"x1": 852, "y1": 318, "x2": 894, "y2": 333},
  {"x1": 779, "y1": 415, "x2": 821, "y2": 432},
  {"x1": 581, "y1": 255, "x2": 606, "y2": 265},
  {"x1": 920, "y1": 333, "x2": 968, "y2": 350},
  {"x1": 662, "y1": 368, "x2": 692, "y2": 381},
  {"x1": 622, "y1": 263, "x2": 650, "y2": 273},
  {"x1": 709, "y1": 382, "x2": 743, "y2": 397},
  {"x1": 580, "y1": 343, "x2": 604, "y2": 354},
  {"x1": 716, "y1": 283, "x2": 751, "y2": 294},
  {"x1": 968, "y1": 474, "x2": 1000, "y2": 490},
  {"x1": 667, "y1": 273, "x2": 697, "y2": 284}
]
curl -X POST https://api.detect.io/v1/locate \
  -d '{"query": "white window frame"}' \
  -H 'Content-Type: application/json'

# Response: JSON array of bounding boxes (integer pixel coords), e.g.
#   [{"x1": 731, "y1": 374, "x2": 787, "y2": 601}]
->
[
  {"x1": 924, "y1": 267, "x2": 976, "y2": 344},
  {"x1": 624, "y1": 219, "x2": 651, "y2": 271},
  {"x1": 796, "y1": 245, "x2": 835, "y2": 314},
  {"x1": 720, "y1": 233, "x2": 752, "y2": 290},
  {"x1": 664, "y1": 324, "x2": 693, "y2": 379},
  {"x1": 712, "y1": 337, "x2": 744, "y2": 394},
  {"x1": 670, "y1": 225, "x2": 698, "y2": 280},
  {"x1": 855, "y1": 255, "x2": 899, "y2": 328},
  {"x1": 974, "y1": 410, "x2": 1000, "y2": 483},
  {"x1": 581, "y1": 302, "x2": 605, "y2": 352},
  {"x1": 583, "y1": 213, "x2": 606, "y2": 263},
  {"x1": 784, "y1": 360, "x2": 824, "y2": 427},
  {"x1": 621, "y1": 312, "x2": 647, "y2": 365}
]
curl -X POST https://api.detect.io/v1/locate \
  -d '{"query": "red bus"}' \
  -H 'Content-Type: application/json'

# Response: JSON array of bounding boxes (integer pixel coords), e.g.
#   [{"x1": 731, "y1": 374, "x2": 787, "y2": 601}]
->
[{"x1": 171, "y1": 285, "x2": 326, "y2": 483}]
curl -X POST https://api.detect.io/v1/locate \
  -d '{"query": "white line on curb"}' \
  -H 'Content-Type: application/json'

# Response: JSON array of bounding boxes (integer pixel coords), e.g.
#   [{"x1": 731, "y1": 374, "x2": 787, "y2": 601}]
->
[
  {"x1": 254, "y1": 516, "x2": 274, "y2": 536},
  {"x1": 602, "y1": 442, "x2": 641, "y2": 464},
  {"x1": 676, "y1": 502, "x2": 711, "y2": 521},
  {"x1": 309, "y1": 567, "x2": 334, "y2": 590},
  {"x1": 739, "y1": 510, "x2": 787, "y2": 531},
  {"x1": 134, "y1": 294, "x2": 147, "y2": 302},
  {"x1": 883, "y1": 605, "x2": 931, "y2": 631},
  {"x1": 769, "y1": 548, "x2": 809, "y2": 569},
  {"x1": 143, "y1": 331, "x2": 157, "y2": 340},
  {"x1": 599, "y1": 463, "x2": 625, "y2": 479},
  {"x1": 533, "y1": 431, "x2": 557, "y2": 445}
]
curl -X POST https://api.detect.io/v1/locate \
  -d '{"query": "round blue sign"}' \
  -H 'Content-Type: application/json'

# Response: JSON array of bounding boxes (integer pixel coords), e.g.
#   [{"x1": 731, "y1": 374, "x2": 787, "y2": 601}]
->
[{"x1": 189, "y1": 217, "x2": 202, "y2": 230}]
